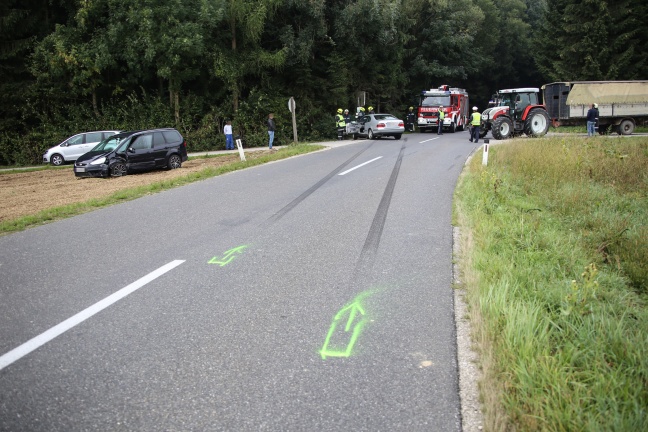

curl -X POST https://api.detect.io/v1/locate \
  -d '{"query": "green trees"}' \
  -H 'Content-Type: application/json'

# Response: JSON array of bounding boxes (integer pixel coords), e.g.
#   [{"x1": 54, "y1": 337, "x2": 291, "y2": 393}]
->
[
  {"x1": 1, "y1": 0, "x2": 647, "y2": 165},
  {"x1": 536, "y1": 0, "x2": 648, "y2": 81}
]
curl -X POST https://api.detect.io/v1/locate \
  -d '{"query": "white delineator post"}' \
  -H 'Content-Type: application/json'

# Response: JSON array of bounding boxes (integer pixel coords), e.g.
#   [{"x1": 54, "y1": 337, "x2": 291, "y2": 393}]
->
[
  {"x1": 482, "y1": 139, "x2": 489, "y2": 166},
  {"x1": 236, "y1": 138, "x2": 246, "y2": 161}
]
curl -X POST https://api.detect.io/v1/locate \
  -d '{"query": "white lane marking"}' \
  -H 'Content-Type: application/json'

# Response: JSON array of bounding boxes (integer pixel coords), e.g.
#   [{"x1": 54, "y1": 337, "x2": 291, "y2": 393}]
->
[
  {"x1": 419, "y1": 137, "x2": 441, "y2": 143},
  {"x1": 0, "y1": 260, "x2": 185, "y2": 371},
  {"x1": 338, "y1": 156, "x2": 383, "y2": 176}
]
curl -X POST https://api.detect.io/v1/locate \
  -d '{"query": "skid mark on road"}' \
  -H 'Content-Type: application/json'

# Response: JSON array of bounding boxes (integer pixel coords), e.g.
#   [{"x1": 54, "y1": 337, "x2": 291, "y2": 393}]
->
[
  {"x1": 353, "y1": 144, "x2": 406, "y2": 283},
  {"x1": 267, "y1": 143, "x2": 374, "y2": 223}
]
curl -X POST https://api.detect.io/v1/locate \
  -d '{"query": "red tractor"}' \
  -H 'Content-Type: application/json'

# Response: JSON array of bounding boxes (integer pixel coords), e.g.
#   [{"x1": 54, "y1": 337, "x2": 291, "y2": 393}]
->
[{"x1": 480, "y1": 88, "x2": 550, "y2": 139}]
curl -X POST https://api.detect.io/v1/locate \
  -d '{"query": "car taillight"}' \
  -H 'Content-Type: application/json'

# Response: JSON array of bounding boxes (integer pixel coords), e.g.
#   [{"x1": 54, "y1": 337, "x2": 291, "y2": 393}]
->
[
  {"x1": 377, "y1": 123, "x2": 386, "y2": 128},
  {"x1": 183, "y1": 140, "x2": 186, "y2": 147},
  {"x1": 398, "y1": 122, "x2": 404, "y2": 127}
]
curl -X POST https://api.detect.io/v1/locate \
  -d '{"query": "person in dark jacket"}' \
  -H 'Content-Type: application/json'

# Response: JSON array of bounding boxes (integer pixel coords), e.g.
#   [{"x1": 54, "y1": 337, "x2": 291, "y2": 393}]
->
[
  {"x1": 406, "y1": 107, "x2": 416, "y2": 132},
  {"x1": 586, "y1": 104, "x2": 597, "y2": 137},
  {"x1": 343, "y1": 109, "x2": 352, "y2": 124},
  {"x1": 267, "y1": 113, "x2": 276, "y2": 149}
]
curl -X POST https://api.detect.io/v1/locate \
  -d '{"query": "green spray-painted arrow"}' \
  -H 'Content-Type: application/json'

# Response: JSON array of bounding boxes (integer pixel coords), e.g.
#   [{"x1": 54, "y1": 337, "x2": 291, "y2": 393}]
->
[
  {"x1": 208, "y1": 245, "x2": 248, "y2": 266},
  {"x1": 320, "y1": 291, "x2": 373, "y2": 360}
]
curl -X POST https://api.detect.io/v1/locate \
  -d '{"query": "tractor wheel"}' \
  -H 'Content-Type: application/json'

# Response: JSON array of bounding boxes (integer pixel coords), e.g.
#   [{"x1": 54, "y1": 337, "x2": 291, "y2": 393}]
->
[
  {"x1": 479, "y1": 128, "x2": 488, "y2": 139},
  {"x1": 492, "y1": 117, "x2": 513, "y2": 140},
  {"x1": 523, "y1": 108, "x2": 550, "y2": 137},
  {"x1": 618, "y1": 119, "x2": 635, "y2": 135}
]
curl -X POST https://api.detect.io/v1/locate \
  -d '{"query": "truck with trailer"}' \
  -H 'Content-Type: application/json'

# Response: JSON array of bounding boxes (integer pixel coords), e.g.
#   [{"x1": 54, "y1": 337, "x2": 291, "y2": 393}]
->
[
  {"x1": 417, "y1": 85, "x2": 469, "y2": 133},
  {"x1": 541, "y1": 81, "x2": 648, "y2": 135}
]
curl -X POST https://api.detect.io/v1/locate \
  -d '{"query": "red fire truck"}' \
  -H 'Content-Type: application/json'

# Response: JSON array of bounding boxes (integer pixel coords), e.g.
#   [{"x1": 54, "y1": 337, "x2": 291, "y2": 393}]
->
[{"x1": 417, "y1": 85, "x2": 470, "y2": 133}]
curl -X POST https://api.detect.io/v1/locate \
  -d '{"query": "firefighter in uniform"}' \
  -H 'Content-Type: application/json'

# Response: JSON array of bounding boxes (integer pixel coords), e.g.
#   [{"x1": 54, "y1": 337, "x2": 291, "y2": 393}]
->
[
  {"x1": 357, "y1": 107, "x2": 366, "y2": 132},
  {"x1": 437, "y1": 105, "x2": 445, "y2": 135},
  {"x1": 406, "y1": 107, "x2": 416, "y2": 132},
  {"x1": 335, "y1": 108, "x2": 346, "y2": 140},
  {"x1": 469, "y1": 106, "x2": 481, "y2": 143},
  {"x1": 343, "y1": 109, "x2": 352, "y2": 124}
]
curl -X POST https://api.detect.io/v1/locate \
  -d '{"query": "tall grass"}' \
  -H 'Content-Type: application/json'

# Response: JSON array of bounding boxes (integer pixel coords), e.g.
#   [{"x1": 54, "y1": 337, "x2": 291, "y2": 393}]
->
[{"x1": 454, "y1": 136, "x2": 648, "y2": 431}]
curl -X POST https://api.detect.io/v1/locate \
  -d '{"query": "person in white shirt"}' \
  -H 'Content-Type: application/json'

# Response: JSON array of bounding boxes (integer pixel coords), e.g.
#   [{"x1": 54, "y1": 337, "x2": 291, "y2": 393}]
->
[{"x1": 224, "y1": 120, "x2": 234, "y2": 150}]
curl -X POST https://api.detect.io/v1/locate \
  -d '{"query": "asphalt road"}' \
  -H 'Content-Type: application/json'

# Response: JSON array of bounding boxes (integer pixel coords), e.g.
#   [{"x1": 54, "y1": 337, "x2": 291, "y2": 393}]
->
[{"x1": 0, "y1": 131, "x2": 479, "y2": 431}]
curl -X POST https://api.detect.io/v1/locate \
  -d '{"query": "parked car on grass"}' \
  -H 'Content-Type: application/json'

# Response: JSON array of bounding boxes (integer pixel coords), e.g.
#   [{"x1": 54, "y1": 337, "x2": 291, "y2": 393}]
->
[
  {"x1": 350, "y1": 114, "x2": 405, "y2": 140},
  {"x1": 43, "y1": 130, "x2": 121, "y2": 166},
  {"x1": 73, "y1": 128, "x2": 187, "y2": 178}
]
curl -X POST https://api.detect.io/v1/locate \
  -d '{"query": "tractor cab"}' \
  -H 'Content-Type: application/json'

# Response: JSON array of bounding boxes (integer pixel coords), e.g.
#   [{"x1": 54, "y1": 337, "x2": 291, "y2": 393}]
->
[{"x1": 496, "y1": 88, "x2": 540, "y2": 122}]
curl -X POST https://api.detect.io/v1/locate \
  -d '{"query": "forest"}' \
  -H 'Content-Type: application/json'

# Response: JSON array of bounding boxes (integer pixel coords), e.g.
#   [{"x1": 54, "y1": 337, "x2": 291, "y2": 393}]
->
[{"x1": 1, "y1": 0, "x2": 646, "y2": 165}]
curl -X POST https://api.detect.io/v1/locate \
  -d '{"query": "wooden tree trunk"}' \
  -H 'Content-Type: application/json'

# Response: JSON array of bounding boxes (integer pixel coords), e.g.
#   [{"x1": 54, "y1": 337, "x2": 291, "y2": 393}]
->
[{"x1": 92, "y1": 90, "x2": 100, "y2": 118}]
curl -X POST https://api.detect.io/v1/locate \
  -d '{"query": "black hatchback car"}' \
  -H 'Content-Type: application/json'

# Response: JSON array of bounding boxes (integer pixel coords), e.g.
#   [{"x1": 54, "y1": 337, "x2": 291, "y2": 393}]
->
[{"x1": 74, "y1": 128, "x2": 188, "y2": 178}]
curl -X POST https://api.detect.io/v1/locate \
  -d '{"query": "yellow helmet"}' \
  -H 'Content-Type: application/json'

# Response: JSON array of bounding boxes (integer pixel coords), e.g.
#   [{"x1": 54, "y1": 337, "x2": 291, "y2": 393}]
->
[
  {"x1": 368, "y1": 106, "x2": 374, "y2": 111},
  {"x1": 337, "y1": 108, "x2": 343, "y2": 114},
  {"x1": 409, "y1": 106, "x2": 413, "y2": 110},
  {"x1": 359, "y1": 107, "x2": 365, "y2": 112}
]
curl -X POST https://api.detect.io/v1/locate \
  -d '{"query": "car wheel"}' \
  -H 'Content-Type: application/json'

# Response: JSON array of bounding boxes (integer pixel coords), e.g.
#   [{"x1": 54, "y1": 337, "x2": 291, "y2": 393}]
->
[
  {"x1": 50, "y1": 154, "x2": 64, "y2": 166},
  {"x1": 368, "y1": 129, "x2": 375, "y2": 139},
  {"x1": 110, "y1": 162, "x2": 127, "y2": 177},
  {"x1": 167, "y1": 154, "x2": 182, "y2": 169},
  {"x1": 353, "y1": 133, "x2": 358, "y2": 140},
  {"x1": 394, "y1": 134, "x2": 402, "y2": 139}
]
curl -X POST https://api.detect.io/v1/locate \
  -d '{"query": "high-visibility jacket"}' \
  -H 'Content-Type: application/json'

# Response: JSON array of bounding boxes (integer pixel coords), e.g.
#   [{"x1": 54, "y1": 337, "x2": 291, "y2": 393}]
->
[
  {"x1": 471, "y1": 112, "x2": 481, "y2": 125},
  {"x1": 336, "y1": 114, "x2": 346, "y2": 128},
  {"x1": 438, "y1": 110, "x2": 445, "y2": 120}
]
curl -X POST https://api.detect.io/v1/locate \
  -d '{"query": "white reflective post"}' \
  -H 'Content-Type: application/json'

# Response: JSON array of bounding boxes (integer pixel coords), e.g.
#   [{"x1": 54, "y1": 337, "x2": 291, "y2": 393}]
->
[
  {"x1": 482, "y1": 142, "x2": 489, "y2": 166},
  {"x1": 236, "y1": 138, "x2": 246, "y2": 161}
]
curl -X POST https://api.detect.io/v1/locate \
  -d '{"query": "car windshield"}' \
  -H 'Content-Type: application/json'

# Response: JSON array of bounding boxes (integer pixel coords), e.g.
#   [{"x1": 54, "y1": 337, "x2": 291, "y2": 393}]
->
[
  {"x1": 91, "y1": 136, "x2": 126, "y2": 152},
  {"x1": 374, "y1": 114, "x2": 398, "y2": 120},
  {"x1": 421, "y1": 95, "x2": 451, "y2": 106}
]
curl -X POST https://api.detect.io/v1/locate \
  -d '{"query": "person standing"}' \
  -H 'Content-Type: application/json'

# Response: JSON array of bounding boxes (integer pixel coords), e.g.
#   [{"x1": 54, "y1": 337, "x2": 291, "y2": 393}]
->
[
  {"x1": 343, "y1": 109, "x2": 352, "y2": 124},
  {"x1": 224, "y1": 119, "x2": 234, "y2": 150},
  {"x1": 437, "y1": 105, "x2": 445, "y2": 135},
  {"x1": 586, "y1": 103, "x2": 597, "y2": 137},
  {"x1": 335, "y1": 108, "x2": 346, "y2": 140},
  {"x1": 468, "y1": 106, "x2": 481, "y2": 143},
  {"x1": 406, "y1": 106, "x2": 416, "y2": 132},
  {"x1": 267, "y1": 113, "x2": 276, "y2": 149}
]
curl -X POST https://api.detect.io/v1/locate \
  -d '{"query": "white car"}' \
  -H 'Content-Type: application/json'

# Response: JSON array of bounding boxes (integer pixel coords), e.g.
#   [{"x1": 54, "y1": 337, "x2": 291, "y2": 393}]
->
[
  {"x1": 43, "y1": 130, "x2": 121, "y2": 166},
  {"x1": 350, "y1": 114, "x2": 405, "y2": 140}
]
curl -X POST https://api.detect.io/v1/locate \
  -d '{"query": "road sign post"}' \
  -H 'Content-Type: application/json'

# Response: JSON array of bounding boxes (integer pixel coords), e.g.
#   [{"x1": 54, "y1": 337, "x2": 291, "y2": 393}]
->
[{"x1": 288, "y1": 97, "x2": 298, "y2": 144}]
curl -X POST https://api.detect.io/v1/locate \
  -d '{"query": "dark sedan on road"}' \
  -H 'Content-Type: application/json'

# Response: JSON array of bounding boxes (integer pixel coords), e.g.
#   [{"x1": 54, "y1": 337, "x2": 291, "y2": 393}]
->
[{"x1": 73, "y1": 128, "x2": 188, "y2": 178}]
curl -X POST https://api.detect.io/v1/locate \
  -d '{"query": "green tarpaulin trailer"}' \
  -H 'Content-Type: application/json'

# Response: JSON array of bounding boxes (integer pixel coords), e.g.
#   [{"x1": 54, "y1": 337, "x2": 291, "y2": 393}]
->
[{"x1": 541, "y1": 81, "x2": 648, "y2": 135}]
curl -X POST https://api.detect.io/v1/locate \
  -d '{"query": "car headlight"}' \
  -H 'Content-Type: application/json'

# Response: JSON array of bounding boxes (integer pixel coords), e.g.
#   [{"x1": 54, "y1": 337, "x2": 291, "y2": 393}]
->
[{"x1": 90, "y1": 157, "x2": 106, "y2": 165}]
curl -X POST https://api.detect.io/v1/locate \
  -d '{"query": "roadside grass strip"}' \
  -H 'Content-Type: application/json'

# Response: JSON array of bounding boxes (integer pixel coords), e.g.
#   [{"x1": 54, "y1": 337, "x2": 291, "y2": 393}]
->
[
  {"x1": 453, "y1": 136, "x2": 648, "y2": 431},
  {"x1": 0, "y1": 144, "x2": 322, "y2": 235}
]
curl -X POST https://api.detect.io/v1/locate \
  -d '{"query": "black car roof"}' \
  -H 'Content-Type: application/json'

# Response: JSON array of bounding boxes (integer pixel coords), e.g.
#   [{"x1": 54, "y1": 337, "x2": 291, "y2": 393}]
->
[{"x1": 108, "y1": 128, "x2": 179, "y2": 139}]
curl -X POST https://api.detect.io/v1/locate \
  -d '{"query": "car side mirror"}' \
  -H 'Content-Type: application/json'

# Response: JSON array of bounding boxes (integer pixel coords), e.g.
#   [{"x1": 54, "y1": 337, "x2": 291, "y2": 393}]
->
[{"x1": 128, "y1": 147, "x2": 135, "y2": 153}]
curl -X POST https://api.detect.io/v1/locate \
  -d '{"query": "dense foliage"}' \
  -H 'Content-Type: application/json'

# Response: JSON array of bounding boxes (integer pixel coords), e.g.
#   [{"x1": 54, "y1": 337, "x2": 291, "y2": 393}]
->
[{"x1": 1, "y1": 0, "x2": 646, "y2": 164}]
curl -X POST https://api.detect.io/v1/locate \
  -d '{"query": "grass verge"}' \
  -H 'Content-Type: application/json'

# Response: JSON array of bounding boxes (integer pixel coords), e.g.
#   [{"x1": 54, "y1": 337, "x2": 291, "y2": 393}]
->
[
  {"x1": 550, "y1": 125, "x2": 648, "y2": 134},
  {"x1": 454, "y1": 136, "x2": 647, "y2": 431},
  {"x1": 0, "y1": 144, "x2": 323, "y2": 235}
]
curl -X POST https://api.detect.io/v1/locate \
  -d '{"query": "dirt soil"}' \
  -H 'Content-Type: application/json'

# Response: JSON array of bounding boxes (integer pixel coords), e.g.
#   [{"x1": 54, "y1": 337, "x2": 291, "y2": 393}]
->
[{"x1": 0, "y1": 151, "x2": 275, "y2": 223}]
